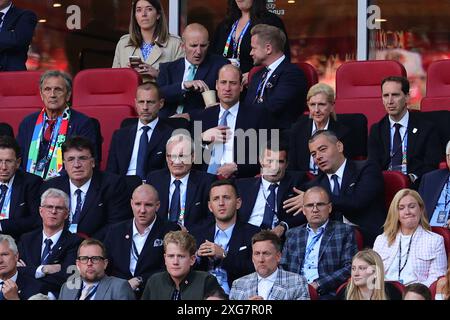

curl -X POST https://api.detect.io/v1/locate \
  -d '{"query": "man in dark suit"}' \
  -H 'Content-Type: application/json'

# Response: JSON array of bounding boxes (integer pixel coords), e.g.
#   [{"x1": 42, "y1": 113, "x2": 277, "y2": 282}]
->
[
  {"x1": 0, "y1": 234, "x2": 44, "y2": 300},
  {"x1": 195, "y1": 64, "x2": 268, "y2": 179},
  {"x1": 17, "y1": 188, "x2": 81, "y2": 298},
  {"x1": 419, "y1": 141, "x2": 450, "y2": 228},
  {"x1": 146, "y1": 134, "x2": 215, "y2": 231},
  {"x1": 42, "y1": 136, "x2": 130, "y2": 240},
  {"x1": 107, "y1": 82, "x2": 174, "y2": 180},
  {"x1": 17, "y1": 70, "x2": 96, "y2": 180},
  {"x1": 244, "y1": 24, "x2": 307, "y2": 130},
  {"x1": 236, "y1": 140, "x2": 309, "y2": 238},
  {"x1": 284, "y1": 130, "x2": 386, "y2": 247},
  {"x1": 191, "y1": 180, "x2": 260, "y2": 295},
  {"x1": 281, "y1": 186, "x2": 357, "y2": 299},
  {"x1": 0, "y1": 136, "x2": 42, "y2": 239},
  {"x1": 369, "y1": 76, "x2": 441, "y2": 188},
  {"x1": 104, "y1": 184, "x2": 179, "y2": 297},
  {"x1": 0, "y1": 1, "x2": 37, "y2": 71},
  {"x1": 157, "y1": 23, "x2": 229, "y2": 119}
]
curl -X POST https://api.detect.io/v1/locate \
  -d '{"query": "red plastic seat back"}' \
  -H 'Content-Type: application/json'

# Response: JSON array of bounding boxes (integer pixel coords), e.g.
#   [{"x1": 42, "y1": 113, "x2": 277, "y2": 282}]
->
[
  {"x1": 431, "y1": 227, "x2": 450, "y2": 256},
  {"x1": 308, "y1": 284, "x2": 319, "y2": 300},
  {"x1": 421, "y1": 59, "x2": 450, "y2": 112},
  {"x1": 335, "y1": 60, "x2": 407, "y2": 131},
  {"x1": 382, "y1": 171, "x2": 410, "y2": 210}
]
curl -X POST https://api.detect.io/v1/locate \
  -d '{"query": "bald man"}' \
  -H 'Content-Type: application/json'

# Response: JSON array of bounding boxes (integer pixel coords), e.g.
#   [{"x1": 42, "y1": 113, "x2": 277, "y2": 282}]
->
[
  {"x1": 157, "y1": 23, "x2": 229, "y2": 119},
  {"x1": 103, "y1": 184, "x2": 180, "y2": 298}
]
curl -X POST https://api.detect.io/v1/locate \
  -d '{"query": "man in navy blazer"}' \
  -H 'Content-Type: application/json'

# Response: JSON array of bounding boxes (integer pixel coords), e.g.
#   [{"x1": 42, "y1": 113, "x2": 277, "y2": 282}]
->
[
  {"x1": 103, "y1": 184, "x2": 180, "y2": 297},
  {"x1": 17, "y1": 71, "x2": 96, "y2": 180},
  {"x1": 236, "y1": 140, "x2": 309, "y2": 238},
  {"x1": 191, "y1": 180, "x2": 260, "y2": 294},
  {"x1": 17, "y1": 188, "x2": 81, "y2": 298},
  {"x1": 0, "y1": 136, "x2": 42, "y2": 240},
  {"x1": 0, "y1": 1, "x2": 37, "y2": 71},
  {"x1": 146, "y1": 134, "x2": 215, "y2": 231},
  {"x1": 107, "y1": 82, "x2": 174, "y2": 179},
  {"x1": 244, "y1": 24, "x2": 307, "y2": 130},
  {"x1": 419, "y1": 141, "x2": 450, "y2": 228},
  {"x1": 369, "y1": 76, "x2": 441, "y2": 188},
  {"x1": 194, "y1": 64, "x2": 269, "y2": 179},
  {"x1": 157, "y1": 23, "x2": 228, "y2": 119},
  {"x1": 42, "y1": 137, "x2": 130, "y2": 240},
  {"x1": 284, "y1": 130, "x2": 386, "y2": 247}
]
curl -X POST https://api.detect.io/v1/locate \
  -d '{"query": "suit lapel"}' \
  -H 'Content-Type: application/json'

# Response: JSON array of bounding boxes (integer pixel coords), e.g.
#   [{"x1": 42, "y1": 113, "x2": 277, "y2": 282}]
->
[
  {"x1": 94, "y1": 277, "x2": 110, "y2": 300},
  {"x1": 194, "y1": 56, "x2": 210, "y2": 81},
  {"x1": 145, "y1": 45, "x2": 163, "y2": 66},
  {"x1": 296, "y1": 229, "x2": 308, "y2": 268},
  {"x1": 78, "y1": 172, "x2": 100, "y2": 223},
  {"x1": 341, "y1": 160, "x2": 357, "y2": 193},
  {"x1": 185, "y1": 172, "x2": 199, "y2": 215},
  {"x1": 271, "y1": 270, "x2": 287, "y2": 299},
  {"x1": 2, "y1": 6, "x2": 18, "y2": 31},
  {"x1": 227, "y1": 222, "x2": 242, "y2": 254},
  {"x1": 318, "y1": 222, "x2": 334, "y2": 262},
  {"x1": 406, "y1": 114, "x2": 419, "y2": 162},
  {"x1": 277, "y1": 175, "x2": 291, "y2": 212},
  {"x1": 381, "y1": 117, "x2": 391, "y2": 165},
  {"x1": 241, "y1": 178, "x2": 261, "y2": 222},
  {"x1": 31, "y1": 231, "x2": 44, "y2": 265},
  {"x1": 126, "y1": 125, "x2": 138, "y2": 164},
  {"x1": 157, "y1": 171, "x2": 171, "y2": 219},
  {"x1": 47, "y1": 230, "x2": 68, "y2": 263},
  {"x1": 118, "y1": 221, "x2": 133, "y2": 273},
  {"x1": 10, "y1": 171, "x2": 23, "y2": 218},
  {"x1": 146, "y1": 121, "x2": 164, "y2": 156}
]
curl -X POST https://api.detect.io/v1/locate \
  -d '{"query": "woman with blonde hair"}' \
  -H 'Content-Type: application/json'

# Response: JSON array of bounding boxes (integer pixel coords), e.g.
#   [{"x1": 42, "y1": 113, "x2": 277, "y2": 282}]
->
[
  {"x1": 113, "y1": 0, "x2": 184, "y2": 81},
  {"x1": 373, "y1": 189, "x2": 447, "y2": 287}
]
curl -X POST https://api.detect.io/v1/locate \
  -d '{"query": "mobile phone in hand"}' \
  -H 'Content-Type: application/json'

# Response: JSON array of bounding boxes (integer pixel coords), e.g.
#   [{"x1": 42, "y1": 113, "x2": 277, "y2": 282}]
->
[{"x1": 129, "y1": 56, "x2": 142, "y2": 68}]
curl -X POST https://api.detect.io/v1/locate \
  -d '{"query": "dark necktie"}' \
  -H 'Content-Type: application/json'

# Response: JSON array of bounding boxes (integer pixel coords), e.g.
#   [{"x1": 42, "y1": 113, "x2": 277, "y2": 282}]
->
[
  {"x1": 254, "y1": 67, "x2": 270, "y2": 103},
  {"x1": 169, "y1": 180, "x2": 181, "y2": 222},
  {"x1": 391, "y1": 123, "x2": 403, "y2": 167},
  {"x1": 0, "y1": 184, "x2": 8, "y2": 210},
  {"x1": 261, "y1": 183, "x2": 278, "y2": 229},
  {"x1": 0, "y1": 280, "x2": 4, "y2": 300},
  {"x1": 72, "y1": 189, "x2": 82, "y2": 224},
  {"x1": 136, "y1": 126, "x2": 150, "y2": 179},
  {"x1": 0, "y1": 12, "x2": 4, "y2": 31},
  {"x1": 44, "y1": 119, "x2": 56, "y2": 142},
  {"x1": 41, "y1": 238, "x2": 53, "y2": 264},
  {"x1": 331, "y1": 174, "x2": 340, "y2": 196}
]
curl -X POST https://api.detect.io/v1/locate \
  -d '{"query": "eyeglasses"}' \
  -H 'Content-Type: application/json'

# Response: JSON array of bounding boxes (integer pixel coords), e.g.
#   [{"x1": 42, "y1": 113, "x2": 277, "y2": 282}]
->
[
  {"x1": 64, "y1": 156, "x2": 92, "y2": 164},
  {"x1": 166, "y1": 154, "x2": 192, "y2": 163},
  {"x1": 303, "y1": 202, "x2": 330, "y2": 210},
  {"x1": 77, "y1": 256, "x2": 106, "y2": 264},
  {"x1": 0, "y1": 159, "x2": 16, "y2": 167},
  {"x1": 41, "y1": 205, "x2": 67, "y2": 213}
]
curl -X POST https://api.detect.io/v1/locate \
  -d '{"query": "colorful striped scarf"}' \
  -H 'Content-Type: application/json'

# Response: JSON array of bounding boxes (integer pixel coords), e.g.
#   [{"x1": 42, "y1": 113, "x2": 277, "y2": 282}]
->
[{"x1": 26, "y1": 107, "x2": 70, "y2": 180}]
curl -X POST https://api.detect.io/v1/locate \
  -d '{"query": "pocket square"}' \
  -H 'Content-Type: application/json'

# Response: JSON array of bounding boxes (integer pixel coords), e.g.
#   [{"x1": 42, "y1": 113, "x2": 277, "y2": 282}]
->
[
  {"x1": 157, "y1": 151, "x2": 163, "y2": 155},
  {"x1": 239, "y1": 246, "x2": 247, "y2": 251},
  {"x1": 19, "y1": 202, "x2": 25, "y2": 206},
  {"x1": 153, "y1": 239, "x2": 163, "y2": 247},
  {"x1": 195, "y1": 202, "x2": 201, "y2": 206},
  {"x1": 349, "y1": 183, "x2": 356, "y2": 187},
  {"x1": 98, "y1": 203, "x2": 103, "y2": 207}
]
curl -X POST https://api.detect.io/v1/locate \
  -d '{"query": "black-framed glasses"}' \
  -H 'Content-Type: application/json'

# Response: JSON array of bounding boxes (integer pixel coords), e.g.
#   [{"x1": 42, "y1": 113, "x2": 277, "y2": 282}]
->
[
  {"x1": 77, "y1": 256, "x2": 106, "y2": 264},
  {"x1": 303, "y1": 202, "x2": 330, "y2": 210},
  {"x1": 41, "y1": 205, "x2": 67, "y2": 213}
]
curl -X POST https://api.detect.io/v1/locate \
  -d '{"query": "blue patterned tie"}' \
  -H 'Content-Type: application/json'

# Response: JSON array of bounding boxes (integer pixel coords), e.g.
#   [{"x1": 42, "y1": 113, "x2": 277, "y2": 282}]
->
[
  {"x1": 0, "y1": 184, "x2": 7, "y2": 211},
  {"x1": 72, "y1": 189, "x2": 83, "y2": 224},
  {"x1": 0, "y1": 12, "x2": 4, "y2": 32},
  {"x1": 207, "y1": 110, "x2": 229, "y2": 174},
  {"x1": 261, "y1": 183, "x2": 278, "y2": 229},
  {"x1": 0, "y1": 281, "x2": 4, "y2": 300},
  {"x1": 41, "y1": 238, "x2": 53, "y2": 264},
  {"x1": 169, "y1": 180, "x2": 181, "y2": 222},
  {"x1": 136, "y1": 126, "x2": 150, "y2": 179},
  {"x1": 254, "y1": 67, "x2": 270, "y2": 103}
]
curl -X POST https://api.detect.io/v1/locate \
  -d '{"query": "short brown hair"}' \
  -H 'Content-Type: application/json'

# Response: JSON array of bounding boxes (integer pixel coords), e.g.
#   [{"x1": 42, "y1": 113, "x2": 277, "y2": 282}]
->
[{"x1": 251, "y1": 230, "x2": 282, "y2": 252}]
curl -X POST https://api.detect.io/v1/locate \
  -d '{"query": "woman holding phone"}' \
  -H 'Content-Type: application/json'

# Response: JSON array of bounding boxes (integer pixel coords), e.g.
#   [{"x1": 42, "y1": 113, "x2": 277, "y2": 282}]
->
[{"x1": 113, "y1": 0, "x2": 184, "y2": 82}]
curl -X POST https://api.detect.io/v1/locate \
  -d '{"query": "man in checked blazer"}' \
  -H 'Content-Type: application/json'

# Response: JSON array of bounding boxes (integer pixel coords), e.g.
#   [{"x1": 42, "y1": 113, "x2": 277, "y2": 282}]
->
[
  {"x1": 281, "y1": 186, "x2": 357, "y2": 299},
  {"x1": 229, "y1": 230, "x2": 309, "y2": 300}
]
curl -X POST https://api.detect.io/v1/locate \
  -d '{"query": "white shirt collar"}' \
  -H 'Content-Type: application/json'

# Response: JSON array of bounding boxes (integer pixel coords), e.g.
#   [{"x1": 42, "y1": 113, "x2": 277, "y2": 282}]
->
[
  {"x1": 219, "y1": 102, "x2": 239, "y2": 119},
  {"x1": 312, "y1": 118, "x2": 330, "y2": 132},
  {"x1": 306, "y1": 219, "x2": 329, "y2": 234},
  {"x1": 266, "y1": 55, "x2": 285, "y2": 72},
  {"x1": 257, "y1": 267, "x2": 279, "y2": 281},
  {"x1": 170, "y1": 172, "x2": 190, "y2": 185},
  {"x1": 389, "y1": 110, "x2": 409, "y2": 128},
  {"x1": 0, "y1": 2, "x2": 12, "y2": 16},
  {"x1": 69, "y1": 178, "x2": 92, "y2": 195},
  {"x1": 138, "y1": 117, "x2": 158, "y2": 131},
  {"x1": 215, "y1": 223, "x2": 235, "y2": 238},
  {"x1": 184, "y1": 58, "x2": 197, "y2": 70},
  {"x1": 0, "y1": 174, "x2": 15, "y2": 188},
  {"x1": 326, "y1": 158, "x2": 347, "y2": 182},
  {"x1": 42, "y1": 229, "x2": 63, "y2": 247},
  {"x1": 132, "y1": 216, "x2": 156, "y2": 237},
  {"x1": 261, "y1": 176, "x2": 279, "y2": 191}
]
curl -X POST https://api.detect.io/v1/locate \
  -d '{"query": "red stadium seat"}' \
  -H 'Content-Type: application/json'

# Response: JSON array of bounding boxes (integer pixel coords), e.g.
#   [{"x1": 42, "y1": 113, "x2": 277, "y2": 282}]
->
[
  {"x1": 308, "y1": 284, "x2": 319, "y2": 300},
  {"x1": 382, "y1": 171, "x2": 410, "y2": 210},
  {"x1": 431, "y1": 227, "x2": 450, "y2": 256},
  {"x1": 334, "y1": 60, "x2": 407, "y2": 131},
  {"x1": 0, "y1": 71, "x2": 43, "y2": 136},
  {"x1": 439, "y1": 161, "x2": 447, "y2": 169},
  {"x1": 429, "y1": 276, "x2": 445, "y2": 300},
  {"x1": 72, "y1": 68, "x2": 140, "y2": 170},
  {"x1": 354, "y1": 227, "x2": 364, "y2": 251},
  {"x1": 421, "y1": 59, "x2": 450, "y2": 112}
]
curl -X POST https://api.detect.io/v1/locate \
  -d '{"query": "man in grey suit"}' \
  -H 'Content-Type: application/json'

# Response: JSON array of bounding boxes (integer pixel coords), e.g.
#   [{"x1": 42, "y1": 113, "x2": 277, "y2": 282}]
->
[
  {"x1": 59, "y1": 239, "x2": 135, "y2": 300},
  {"x1": 229, "y1": 230, "x2": 309, "y2": 300}
]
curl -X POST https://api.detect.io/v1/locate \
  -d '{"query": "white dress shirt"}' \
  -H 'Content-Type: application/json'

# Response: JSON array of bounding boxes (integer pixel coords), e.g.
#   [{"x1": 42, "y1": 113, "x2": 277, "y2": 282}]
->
[
  {"x1": 129, "y1": 217, "x2": 156, "y2": 276},
  {"x1": 248, "y1": 177, "x2": 279, "y2": 228},
  {"x1": 35, "y1": 229, "x2": 63, "y2": 278},
  {"x1": 257, "y1": 268, "x2": 278, "y2": 300},
  {"x1": 217, "y1": 103, "x2": 239, "y2": 165},
  {"x1": 127, "y1": 118, "x2": 158, "y2": 175}
]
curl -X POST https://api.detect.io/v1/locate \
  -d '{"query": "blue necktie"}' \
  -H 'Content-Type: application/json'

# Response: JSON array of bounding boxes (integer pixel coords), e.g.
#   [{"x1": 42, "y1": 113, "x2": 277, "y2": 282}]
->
[
  {"x1": 72, "y1": 189, "x2": 83, "y2": 224},
  {"x1": 254, "y1": 67, "x2": 270, "y2": 103},
  {"x1": 0, "y1": 281, "x2": 4, "y2": 300},
  {"x1": 261, "y1": 183, "x2": 278, "y2": 229},
  {"x1": 0, "y1": 184, "x2": 8, "y2": 211},
  {"x1": 169, "y1": 180, "x2": 181, "y2": 222},
  {"x1": 391, "y1": 123, "x2": 403, "y2": 167},
  {"x1": 331, "y1": 174, "x2": 340, "y2": 196},
  {"x1": 0, "y1": 12, "x2": 4, "y2": 32},
  {"x1": 207, "y1": 110, "x2": 229, "y2": 175},
  {"x1": 177, "y1": 64, "x2": 197, "y2": 114},
  {"x1": 41, "y1": 238, "x2": 53, "y2": 264},
  {"x1": 136, "y1": 126, "x2": 150, "y2": 179}
]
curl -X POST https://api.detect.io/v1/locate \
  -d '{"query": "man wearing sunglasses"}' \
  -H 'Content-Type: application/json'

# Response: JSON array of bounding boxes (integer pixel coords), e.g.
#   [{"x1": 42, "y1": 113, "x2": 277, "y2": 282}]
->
[
  {"x1": 59, "y1": 238, "x2": 135, "y2": 300},
  {"x1": 281, "y1": 186, "x2": 357, "y2": 300}
]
